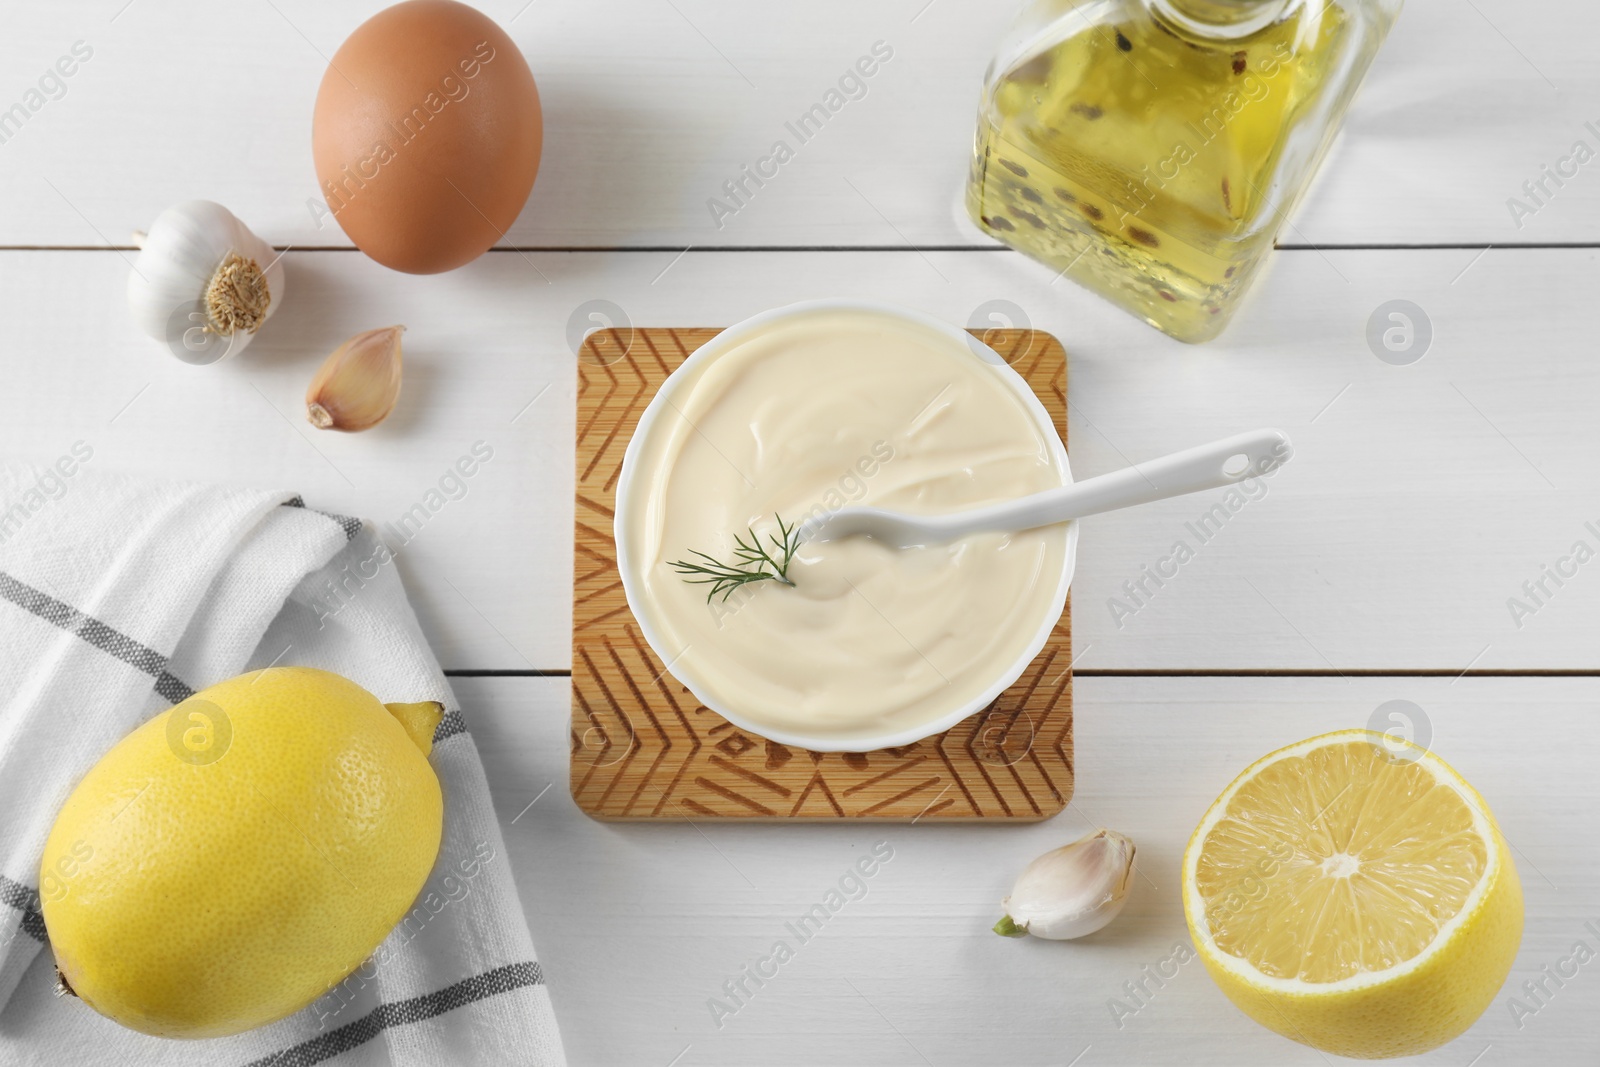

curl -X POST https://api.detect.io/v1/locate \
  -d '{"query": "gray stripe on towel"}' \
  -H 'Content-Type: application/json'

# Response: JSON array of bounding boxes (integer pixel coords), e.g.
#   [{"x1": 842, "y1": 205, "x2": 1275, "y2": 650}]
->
[
  {"x1": 0, "y1": 572, "x2": 194, "y2": 702},
  {"x1": 281, "y1": 496, "x2": 363, "y2": 542},
  {"x1": 432, "y1": 709, "x2": 468, "y2": 745},
  {"x1": 0, "y1": 874, "x2": 48, "y2": 943},
  {"x1": 242, "y1": 961, "x2": 545, "y2": 1067}
]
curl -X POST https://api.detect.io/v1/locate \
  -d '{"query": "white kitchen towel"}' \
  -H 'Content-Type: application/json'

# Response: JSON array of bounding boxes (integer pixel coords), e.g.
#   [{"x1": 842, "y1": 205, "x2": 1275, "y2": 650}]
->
[{"x1": 0, "y1": 460, "x2": 565, "y2": 1067}]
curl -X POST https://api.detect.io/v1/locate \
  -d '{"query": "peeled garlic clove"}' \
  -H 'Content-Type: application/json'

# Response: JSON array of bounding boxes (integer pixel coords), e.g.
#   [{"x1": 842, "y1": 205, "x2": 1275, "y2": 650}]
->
[
  {"x1": 126, "y1": 201, "x2": 284, "y2": 365},
  {"x1": 306, "y1": 326, "x2": 404, "y2": 432},
  {"x1": 995, "y1": 829, "x2": 1136, "y2": 940}
]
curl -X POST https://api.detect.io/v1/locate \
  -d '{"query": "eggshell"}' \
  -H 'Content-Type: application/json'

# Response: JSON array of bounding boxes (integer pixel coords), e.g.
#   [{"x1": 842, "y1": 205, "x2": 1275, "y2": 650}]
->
[{"x1": 312, "y1": 0, "x2": 541, "y2": 274}]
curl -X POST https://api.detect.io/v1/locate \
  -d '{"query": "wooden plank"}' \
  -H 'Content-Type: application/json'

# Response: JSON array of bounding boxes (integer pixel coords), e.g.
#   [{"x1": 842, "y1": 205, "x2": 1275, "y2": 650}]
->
[
  {"x1": 0, "y1": 0, "x2": 1592, "y2": 248},
  {"x1": 475, "y1": 674, "x2": 1600, "y2": 1067},
  {"x1": 570, "y1": 328, "x2": 1073, "y2": 821},
  {"x1": 1, "y1": 246, "x2": 1597, "y2": 672}
]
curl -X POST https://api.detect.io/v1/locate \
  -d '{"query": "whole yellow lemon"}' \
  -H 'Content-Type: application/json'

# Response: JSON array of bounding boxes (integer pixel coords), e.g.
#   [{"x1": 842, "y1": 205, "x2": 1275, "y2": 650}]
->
[{"x1": 40, "y1": 667, "x2": 444, "y2": 1038}]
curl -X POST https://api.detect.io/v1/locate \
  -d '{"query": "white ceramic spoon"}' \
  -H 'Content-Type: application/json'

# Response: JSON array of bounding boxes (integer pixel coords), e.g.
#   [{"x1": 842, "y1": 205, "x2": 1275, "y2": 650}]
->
[{"x1": 802, "y1": 427, "x2": 1293, "y2": 549}]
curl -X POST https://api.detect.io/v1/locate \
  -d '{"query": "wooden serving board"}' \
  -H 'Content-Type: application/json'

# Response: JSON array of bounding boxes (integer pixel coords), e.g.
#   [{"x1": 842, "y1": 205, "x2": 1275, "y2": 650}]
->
[{"x1": 571, "y1": 327, "x2": 1072, "y2": 821}]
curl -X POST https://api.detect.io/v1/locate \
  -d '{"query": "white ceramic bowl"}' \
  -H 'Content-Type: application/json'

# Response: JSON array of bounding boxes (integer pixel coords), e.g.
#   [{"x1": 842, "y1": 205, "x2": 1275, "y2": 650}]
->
[{"x1": 613, "y1": 299, "x2": 1078, "y2": 752}]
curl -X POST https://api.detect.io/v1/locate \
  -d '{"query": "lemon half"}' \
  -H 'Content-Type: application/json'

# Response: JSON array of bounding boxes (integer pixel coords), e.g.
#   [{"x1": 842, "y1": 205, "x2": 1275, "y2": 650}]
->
[{"x1": 1182, "y1": 729, "x2": 1523, "y2": 1059}]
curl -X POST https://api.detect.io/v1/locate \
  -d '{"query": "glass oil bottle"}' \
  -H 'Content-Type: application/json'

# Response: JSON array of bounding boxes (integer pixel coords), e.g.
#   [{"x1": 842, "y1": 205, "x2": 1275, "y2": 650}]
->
[{"x1": 966, "y1": 0, "x2": 1402, "y2": 343}]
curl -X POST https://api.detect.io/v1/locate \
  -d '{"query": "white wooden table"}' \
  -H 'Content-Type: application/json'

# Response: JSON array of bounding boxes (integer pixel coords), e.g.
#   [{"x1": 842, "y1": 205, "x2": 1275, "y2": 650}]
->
[{"x1": 5, "y1": 1, "x2": 1598, "y2": 1064}]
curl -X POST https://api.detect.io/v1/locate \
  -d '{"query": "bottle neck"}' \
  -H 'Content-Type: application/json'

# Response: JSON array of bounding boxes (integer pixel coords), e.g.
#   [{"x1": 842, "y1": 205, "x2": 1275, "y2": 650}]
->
[{"x1": 1146, "y1": 0, "x2": 1299, "y2": 39}]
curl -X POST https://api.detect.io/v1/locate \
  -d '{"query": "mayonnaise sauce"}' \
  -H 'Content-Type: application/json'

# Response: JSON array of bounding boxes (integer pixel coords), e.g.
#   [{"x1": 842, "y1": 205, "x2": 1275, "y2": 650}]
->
[{"x1": 621, "y1": 308, "x2": 1069, "y2": 745}]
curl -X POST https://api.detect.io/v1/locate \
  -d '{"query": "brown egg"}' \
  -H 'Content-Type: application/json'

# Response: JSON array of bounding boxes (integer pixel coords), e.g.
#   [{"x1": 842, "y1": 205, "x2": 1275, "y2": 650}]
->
[{"x1": 312, "y1": 0, "x2": 541, "y2": 274}]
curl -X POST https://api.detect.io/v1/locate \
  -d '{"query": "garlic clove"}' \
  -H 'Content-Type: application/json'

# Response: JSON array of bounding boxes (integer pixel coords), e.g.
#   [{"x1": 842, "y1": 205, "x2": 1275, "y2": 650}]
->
[
  {"x1": 306, "y1": 326, "x2": 405, "y2": 432},
  {"x1": 995, "y1": 828, "x2": 1136, "y2": 940}
]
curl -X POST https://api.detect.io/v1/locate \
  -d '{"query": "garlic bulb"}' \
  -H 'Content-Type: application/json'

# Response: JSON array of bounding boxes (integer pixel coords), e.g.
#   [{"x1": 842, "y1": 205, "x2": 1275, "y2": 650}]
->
[
  {"x1": 994, "y1": 829, "x2": 1136, "y2": 940},
  {"x1": 306, "y1": 326, "x2": 405, "y2": 432},
  {"x1": 126, "y1": 201, "x2": 284, "y2": 365}
]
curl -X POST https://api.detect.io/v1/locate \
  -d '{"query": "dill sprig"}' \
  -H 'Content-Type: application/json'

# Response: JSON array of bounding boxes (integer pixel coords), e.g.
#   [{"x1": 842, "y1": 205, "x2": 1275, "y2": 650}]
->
[{"x1": 669, "y1": 514, "x2": 801, "y2": 602}]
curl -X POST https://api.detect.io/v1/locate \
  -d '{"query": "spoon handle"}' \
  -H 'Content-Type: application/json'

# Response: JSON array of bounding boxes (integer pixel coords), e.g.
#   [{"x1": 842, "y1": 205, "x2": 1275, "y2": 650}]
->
[{"x1": 936, "y1": 427, "x2": 1293, "y2": 540}]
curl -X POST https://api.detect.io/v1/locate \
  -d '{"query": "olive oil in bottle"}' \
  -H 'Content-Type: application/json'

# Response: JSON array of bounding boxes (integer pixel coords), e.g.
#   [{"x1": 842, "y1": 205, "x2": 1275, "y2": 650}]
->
[{"x1": 967, "y1": 0, "x2": 1401, "y2": 343}]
